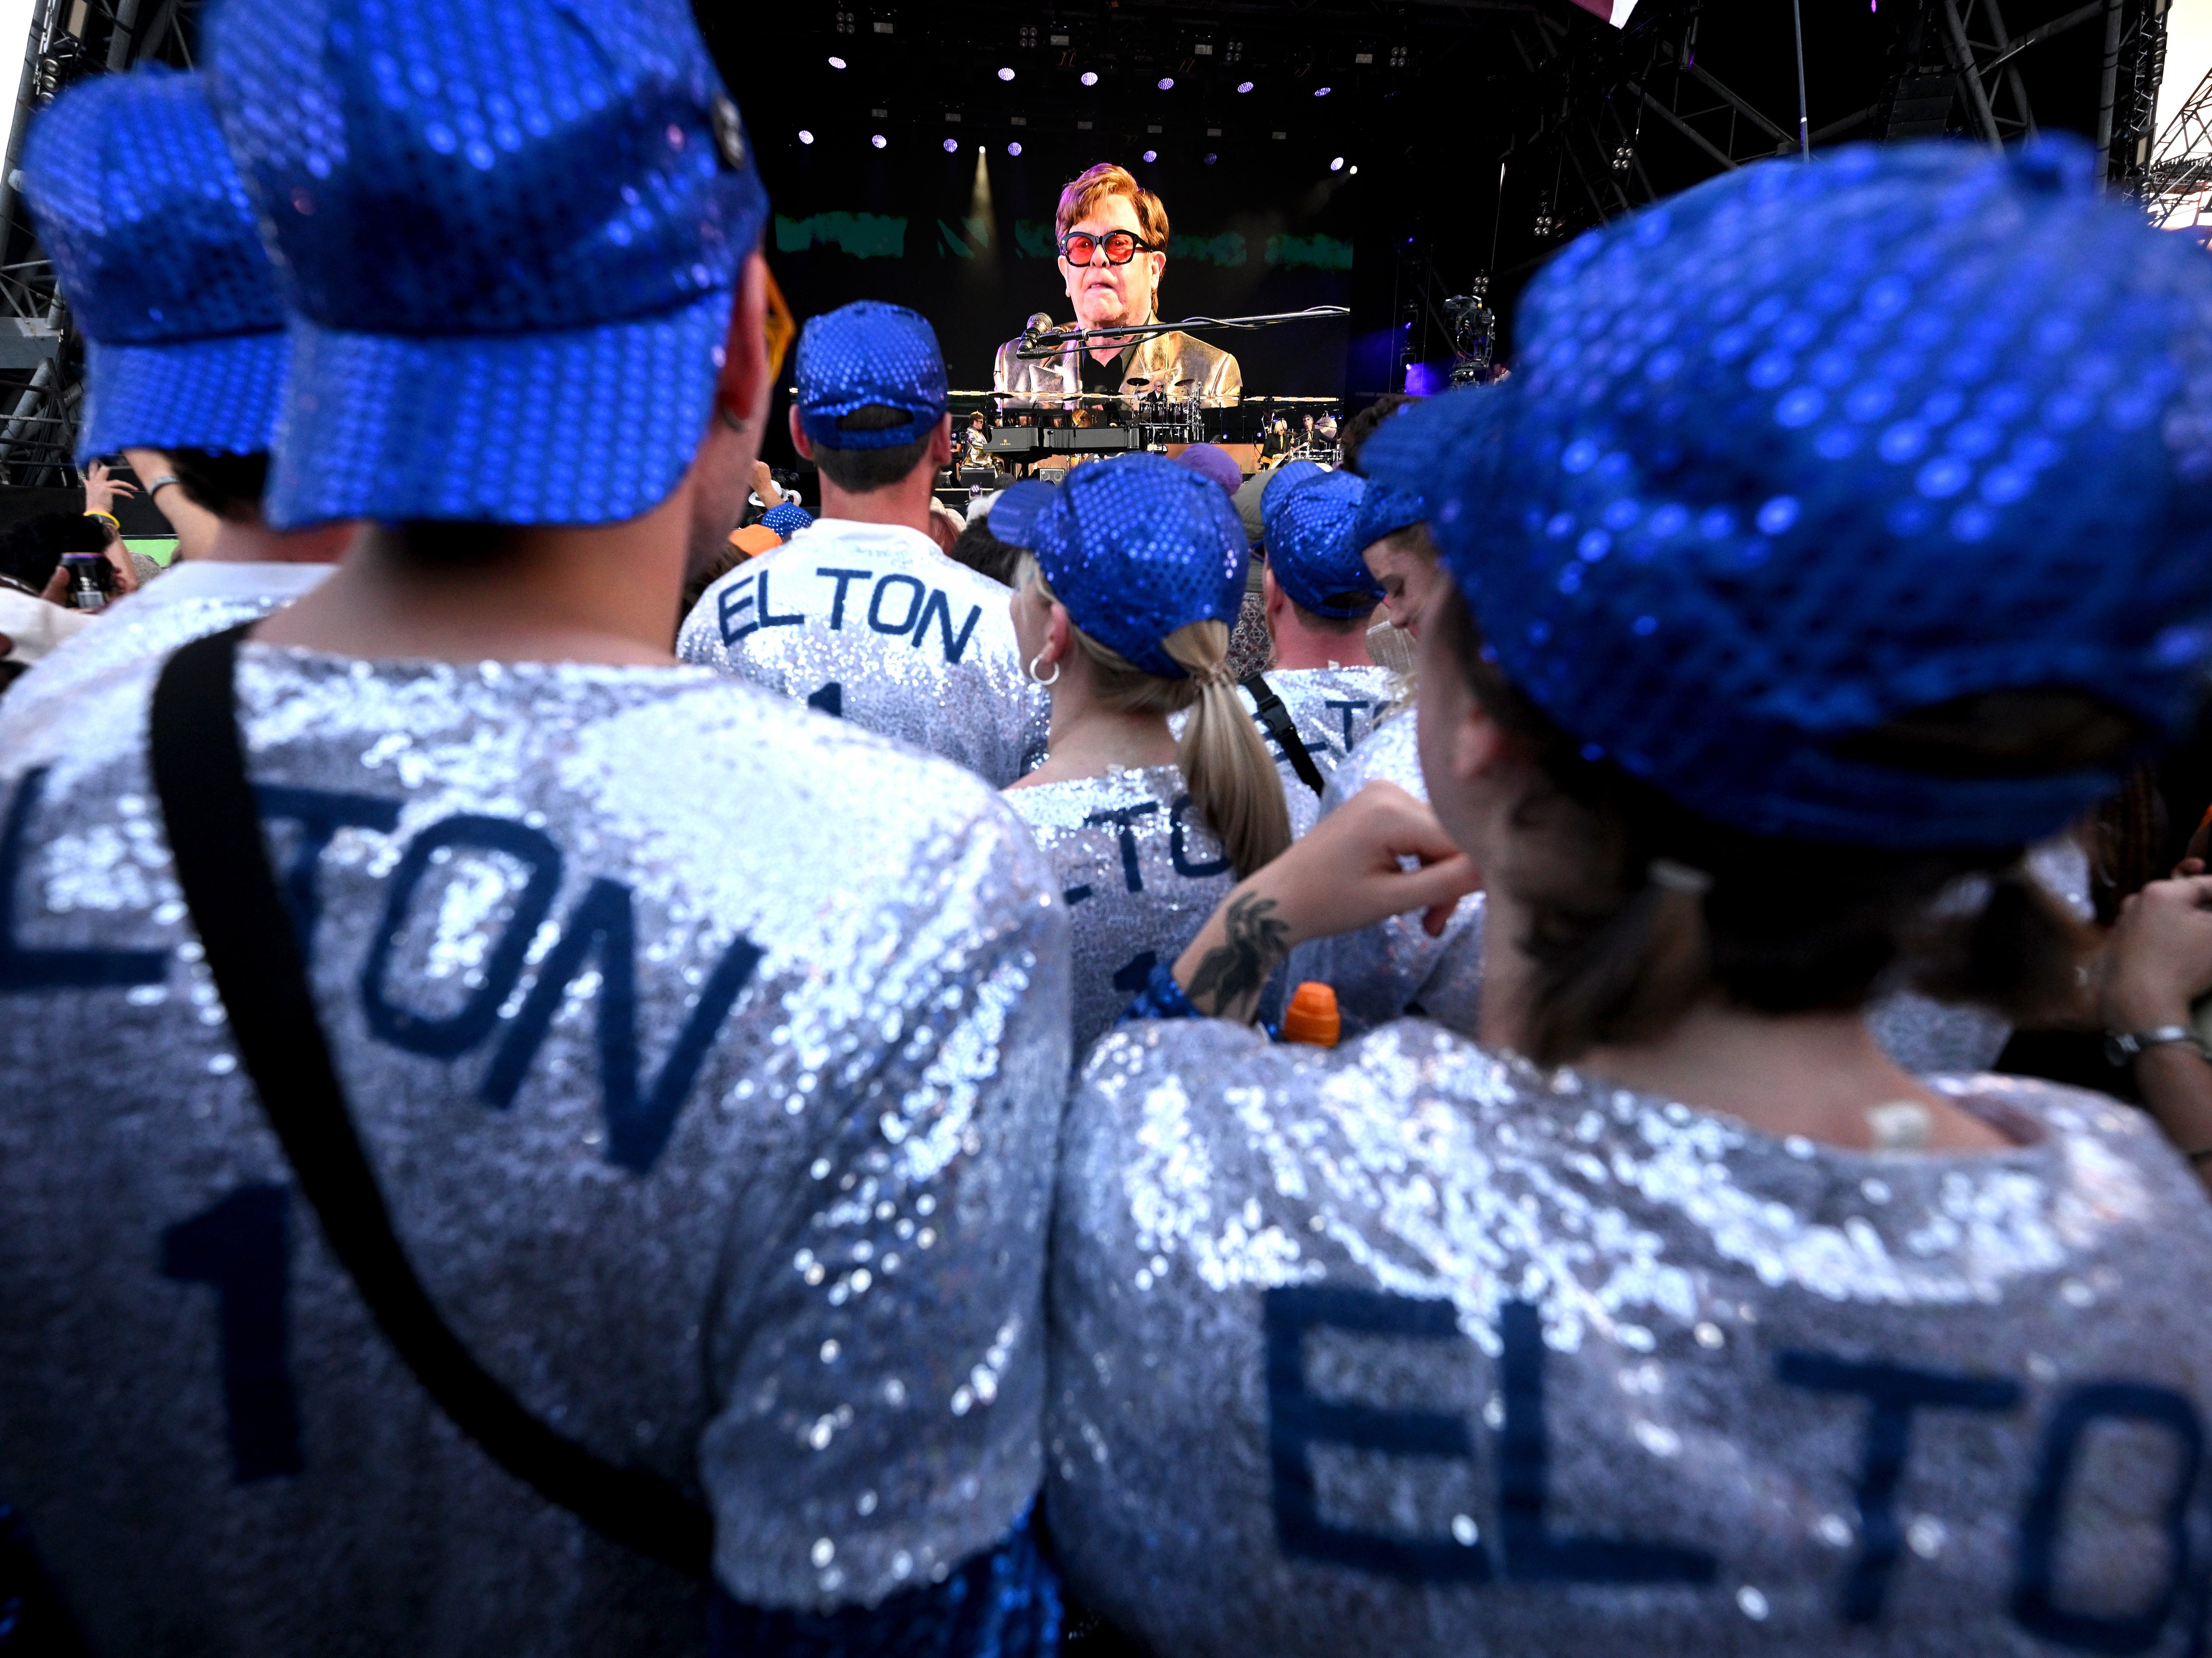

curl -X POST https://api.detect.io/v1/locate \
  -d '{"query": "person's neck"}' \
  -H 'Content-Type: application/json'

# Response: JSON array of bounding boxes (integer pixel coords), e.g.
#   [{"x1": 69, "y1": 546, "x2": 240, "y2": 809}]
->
[
  {"x1": 250, "y1": 488, "x2": 692, "y2": 666},
  {"x1": 1271, "y1": 622, "x2": 1372, "y2": 671},
  {"x1": 1475, "y1": 890, "x2": 2010, "y2": 1153},
  {"x1": 1010, "y1": 668, "x2": 1178, "y2": 787},
  {"x1": 818, "y1": 470, "x2": 937, "y2": 537},
  {"x1": 194, "y1": 516, "x2": 357, "y2": 566}
]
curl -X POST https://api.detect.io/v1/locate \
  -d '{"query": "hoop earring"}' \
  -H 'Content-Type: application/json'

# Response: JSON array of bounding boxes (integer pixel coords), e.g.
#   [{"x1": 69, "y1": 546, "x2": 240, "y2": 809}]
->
[{"x1": 1028, "y1": 651, "x2": 1061, "y2": 687}]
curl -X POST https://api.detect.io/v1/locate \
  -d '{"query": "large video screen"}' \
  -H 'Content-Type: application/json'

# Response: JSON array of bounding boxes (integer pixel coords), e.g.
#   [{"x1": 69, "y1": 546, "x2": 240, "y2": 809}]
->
[{"x1": 755, "y1": 134, "x2": 1357, "y2": 406}]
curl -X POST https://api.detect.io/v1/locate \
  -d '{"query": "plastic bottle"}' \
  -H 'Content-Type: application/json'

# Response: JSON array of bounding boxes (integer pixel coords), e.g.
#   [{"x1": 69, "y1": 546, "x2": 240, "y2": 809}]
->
[{"x1": 1281, "y1": 981, "x2": 1341, "y2": 1047}]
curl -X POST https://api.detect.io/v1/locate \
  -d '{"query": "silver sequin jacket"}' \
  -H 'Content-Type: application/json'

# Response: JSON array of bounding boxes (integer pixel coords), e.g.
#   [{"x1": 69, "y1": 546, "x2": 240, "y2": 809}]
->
[
  {"x1": 1051, "y1": 1016, "x2": 2212, "y2": 1657},
  {"x1": 0, "y1": 644, "x2": 1070, "y2": 1654},
  {"x1": 678, "y1": 519, "x2": 1049, "y2": 789},
  {"x1": 1002, "y1": 764, "x2": 1246, "y2": 1059}
]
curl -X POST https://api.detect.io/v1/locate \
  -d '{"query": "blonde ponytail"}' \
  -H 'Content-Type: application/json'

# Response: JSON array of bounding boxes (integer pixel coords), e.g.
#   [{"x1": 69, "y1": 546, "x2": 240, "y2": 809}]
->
[
  {"x1": 1026, "y1": 567, "x2": 1293, "y2": 878},
  {"x1": 1161, "y1": 621, "x2": 1292, "y2": 879}
]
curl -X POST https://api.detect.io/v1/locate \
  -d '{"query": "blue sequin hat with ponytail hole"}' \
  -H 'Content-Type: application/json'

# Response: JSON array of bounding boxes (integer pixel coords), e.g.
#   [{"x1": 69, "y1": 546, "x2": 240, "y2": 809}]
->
[
  {"x1": 1028, "y1": 452, "x2": 1249, "y2": 681},
  {"x1": 1261, "y1": 466, "x2": 1383, "y2": 618},
  {"x1": 205, "y1": 0, "x2": 770, "y2": 529},
  {"x1": 1366, "y1": 136, "x2": 2212, "y2": 850},
  {"x1": 21, "y1": 68, "x2": 287, "y2": 464},
  {"x1": 795, "y1": 301, "x2": 950, "y2": 451}
]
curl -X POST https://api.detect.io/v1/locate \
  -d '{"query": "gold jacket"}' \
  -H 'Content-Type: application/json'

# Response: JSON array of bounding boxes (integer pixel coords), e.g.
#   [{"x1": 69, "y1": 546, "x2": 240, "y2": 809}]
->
[{"x1": 992, "y1": 324, "x2": 1242, "y2": 408}]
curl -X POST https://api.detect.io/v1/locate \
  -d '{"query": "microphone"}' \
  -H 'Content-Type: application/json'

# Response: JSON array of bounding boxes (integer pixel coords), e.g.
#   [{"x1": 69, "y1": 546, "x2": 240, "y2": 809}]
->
[{"x1": 1020, "y1": 311, "x2": 1056, "y2": 351}]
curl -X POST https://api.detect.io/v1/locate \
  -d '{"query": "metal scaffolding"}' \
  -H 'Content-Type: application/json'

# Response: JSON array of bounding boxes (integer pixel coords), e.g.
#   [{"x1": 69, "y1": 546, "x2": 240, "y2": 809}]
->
[{"x1": 2141, "y1": 60, "x2": 2212, "y2": 231}]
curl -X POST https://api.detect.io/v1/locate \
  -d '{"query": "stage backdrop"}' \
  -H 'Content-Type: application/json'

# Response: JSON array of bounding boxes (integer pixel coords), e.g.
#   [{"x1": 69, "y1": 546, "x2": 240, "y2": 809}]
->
[{"x1": 754, "y1": 135, "x2": 1356, "y2": 450}]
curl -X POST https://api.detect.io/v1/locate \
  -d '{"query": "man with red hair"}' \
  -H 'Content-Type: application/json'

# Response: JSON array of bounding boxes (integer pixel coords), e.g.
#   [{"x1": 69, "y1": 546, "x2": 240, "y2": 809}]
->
[{"x1": 993, "y1": 162, "x2": 1241, "y2": 407}]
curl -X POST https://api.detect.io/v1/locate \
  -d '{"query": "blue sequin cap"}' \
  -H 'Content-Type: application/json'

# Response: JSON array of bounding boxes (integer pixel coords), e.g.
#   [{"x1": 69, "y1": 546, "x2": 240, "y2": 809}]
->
[
  {"x1": 205, "y1": 0, "x2": 770, "y2": 529},
  {"x1": 1369, "y1": 137, "x2": 2212, "y2": 850},
  {"x1": 795, "y1": 301, "x2": 950, "y2": 451},
  {"x1": 759, "y1": 501, "x2": 811, "y2": 538},
  {"x1": 1030, "y1": 452, "x2": 1248, "y2": 680},
  {"x1": 1261, "y1": 467, "x2": 1382, "y2": 618},
  {"x1": 987, "y1": 478, "x2": 1057, "y2": 549},
  {"x1": 1260, "y1": 459, "x2": 1323, "y2": 513},
  {"x1": 21, "y1": 68, "x2": 286, "y2": 464},
  {"x1": 1352, "y1": 475, "x2": 1427, "y2": 551}
]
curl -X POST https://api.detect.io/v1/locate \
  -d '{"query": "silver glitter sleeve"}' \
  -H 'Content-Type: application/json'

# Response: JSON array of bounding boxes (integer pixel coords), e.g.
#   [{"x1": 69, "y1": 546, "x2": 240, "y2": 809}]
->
[
  {"x1": 1284, "y1": 706, "x2": 1484, "y2": 1036},
  {"x1": 677, "y1": 520, "x2": 1049, "y2": 788},
  {"x1": 1001, "y1": 766, "x2": 1241, "y2": 1056},
  {"x1": 1051, "y1": 1017, "x2": 2212, "y2": 1658},
  {"x1": 0, "y1": 646, "x2": 1068, "y2": 1653}
]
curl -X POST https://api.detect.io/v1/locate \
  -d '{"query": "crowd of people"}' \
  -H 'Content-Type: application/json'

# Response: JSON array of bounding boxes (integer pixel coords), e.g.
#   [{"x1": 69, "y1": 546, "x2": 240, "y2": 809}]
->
[{"x1": 7, "y1": 3, "x2": 2212, "y2": 1656}]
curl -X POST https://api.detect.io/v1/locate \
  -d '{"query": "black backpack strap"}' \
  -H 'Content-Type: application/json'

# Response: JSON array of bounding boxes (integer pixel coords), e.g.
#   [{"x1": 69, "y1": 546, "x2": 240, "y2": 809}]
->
[
  {"x1": 147, "y1": 624, "x2": 711, "y2": 1580},
  {"x1": 1241, "y1": 672, "x2": 1328, "y2": 797}
]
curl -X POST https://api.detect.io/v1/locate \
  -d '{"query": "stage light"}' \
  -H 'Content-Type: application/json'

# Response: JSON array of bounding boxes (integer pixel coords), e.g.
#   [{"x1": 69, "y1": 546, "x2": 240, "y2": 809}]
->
[
  {"x1": 1009, "y1": 142, "x2": 1023, "y2": 155},
  {"x1": 1236, "y1": 81, "x2": 1254, "y2": 93},
  {"x1": 1143, "y1": 148, "x2": 1158, "y2": 162},
  {"x1": 1349, "y1": 164, "x2": 1359, "y2": 175},
  {"x1": 871, "y1": 133, "x2": 887, "y2": 148},
  {"x1": 998, "y1": 66, "x2": 1015, "y2": 80},
  {"x1": 1081, "y1": 71, "x2": 1098, "y2": 86},
  {"x1": 799, "y1": 130, "x2": 815, "y2": 144},
  {"x1": 1315, "y1": 86, "x2": 1332, "y2": 97},
  {"x1": 943, "y1": 138, "x2": 958, "y2": 152},
  {"x1": 1157, "y1": 76, "x2": 1174, "y2": 90},
  {"x1": 1330, "y1": 156, "x2": 1343, "y2": 171},
  {"x1": 1205, "y1": 152, "x2": 1218, "y2": 165},
  {"x1": 828, "y1": 55, "x2": 846, "y2": 68}
]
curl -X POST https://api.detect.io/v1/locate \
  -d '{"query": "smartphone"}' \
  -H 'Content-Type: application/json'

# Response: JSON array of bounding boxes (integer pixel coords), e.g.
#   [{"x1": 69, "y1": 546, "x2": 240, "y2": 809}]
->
[{"x1": 60, "y1": 552, "x2": 111, "y2": 612}]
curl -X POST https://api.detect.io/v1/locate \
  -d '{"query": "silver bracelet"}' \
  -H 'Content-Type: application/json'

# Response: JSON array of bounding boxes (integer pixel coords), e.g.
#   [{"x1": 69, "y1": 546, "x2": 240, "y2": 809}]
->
[
  {"x1": 2104, "y1": 1024, "x2": 2207, "y2": 1067},
  {"x1": 142, "y1": 474, "x2": 180, "y2": 493}
]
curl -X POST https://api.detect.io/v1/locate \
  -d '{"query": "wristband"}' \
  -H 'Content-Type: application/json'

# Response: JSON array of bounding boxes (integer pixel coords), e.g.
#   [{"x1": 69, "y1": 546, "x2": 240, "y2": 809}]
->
[
  {"x1": 141, "y1": 475, "x2": 180, "y2": 494},
  {"x1": 82, "y1": 509, "x2": 119, "y2": 531},
  {"x1": 2104, "y1": 1024, "x2": 2206, "y2": 1067},
  {"x1": 1118, "y1": 958, "x2": 1201, "y2": 1025}
]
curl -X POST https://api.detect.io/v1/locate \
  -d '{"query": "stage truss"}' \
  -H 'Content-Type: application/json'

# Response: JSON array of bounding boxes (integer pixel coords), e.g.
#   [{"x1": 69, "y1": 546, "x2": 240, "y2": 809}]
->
[{"x1": 2143, "y1": 59, "x2": 2212, "y2": 235}]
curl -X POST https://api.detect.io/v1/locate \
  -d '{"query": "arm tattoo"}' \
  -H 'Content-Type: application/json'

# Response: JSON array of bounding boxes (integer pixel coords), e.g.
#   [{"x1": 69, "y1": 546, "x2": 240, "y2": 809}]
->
[{"x1": 1184, "y1": 892, "x2": 1291, "y2": 1019}]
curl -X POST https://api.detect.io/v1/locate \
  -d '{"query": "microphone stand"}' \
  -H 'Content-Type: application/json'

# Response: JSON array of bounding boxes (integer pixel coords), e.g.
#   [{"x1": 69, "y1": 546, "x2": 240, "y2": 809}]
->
[{"x1": 1013, "y1": 305, "x2": 1349, "y2": 361}]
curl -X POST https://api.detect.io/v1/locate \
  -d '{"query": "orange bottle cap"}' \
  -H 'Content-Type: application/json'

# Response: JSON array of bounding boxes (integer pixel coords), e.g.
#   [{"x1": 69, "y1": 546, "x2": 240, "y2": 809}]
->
[{"x1": 1282, "y1": 981, "x2": 1341, "y2": 1047}]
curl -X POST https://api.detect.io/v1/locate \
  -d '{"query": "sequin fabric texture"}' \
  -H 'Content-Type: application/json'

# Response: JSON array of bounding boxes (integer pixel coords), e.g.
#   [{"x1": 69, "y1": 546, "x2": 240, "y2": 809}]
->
[
  {"x1": 1262, "y1": 469, "x2": 1383, "y2": 617},
  {"x1": 1030, "y1": 455, "x2": 1249, "y2": 683},
  {"x1": 0, "y1": 644, "x2": 1068, "y2": 1653},
  {"x1": 679, "y1": 520, "x2": 1048, "y2": 789},
  {"x1": 1169, "y1": 665, "x2": 1398, "y2": 803},
  {"x1": 19, "y1": 68, "x2": 288, "y2": 459},
  {"x1": 1052, "y1": 1017, "x2": 2212, "y2": 1656},
  {"x1": 1285, "y1": 707, "x2": 1484, "y2": 1038},
  {"x1": 0, "y1": 586, "x2": 308, "y2": 729},
  {"x1": 1371, "y1": 138, "x2": 2212, "y2": 848},
  {"x1": 203, "y1": 0, "x2": 771, "y2": 528},
  {"x1": 795, "y1": 302, "x2": 950, "y2": 447},
  {"x1": 1002, "y1": 765, "x2": 1309, "y2": 1058},
  {"x1": 1353, "y1": 475, "x2": 1425, "y2": 552},
  {"x1": 1865, "y1": 840, "x2": 2091, "y2": 1075}
]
